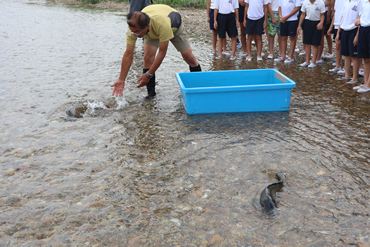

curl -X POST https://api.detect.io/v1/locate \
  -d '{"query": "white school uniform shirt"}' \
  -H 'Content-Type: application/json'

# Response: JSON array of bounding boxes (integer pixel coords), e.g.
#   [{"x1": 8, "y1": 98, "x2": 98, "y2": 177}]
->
[
  {"x1": 340, "y1": 0, "x2": 360, "y2": 30},
  {"x1": 279, "y1": 0, "x2": 302, "y2": 21},
  {"x1": 333, "y1": 0, "x2": 345, "y2": 28},
  {"x1": 269, "y1": 0, "x2": 280, "y2": 12},
  {"x1": 322, "y1": 0, "x2": 329, "y2": 11},
  {"x1": 210, "y1": 0, "x2": 216, "y2": 9},
  {"x1": 214, "y1": 0, "x2": 239, "y2": 14},
  {"x1": 359, "y1": 0, "x2": 370, "y2": 27},
  {"x1": 245, "y1": 0, "x2": 269, "y2": 20},
  {"x1": 301, "y1": 0, "x2": 326, "y2": 21}
]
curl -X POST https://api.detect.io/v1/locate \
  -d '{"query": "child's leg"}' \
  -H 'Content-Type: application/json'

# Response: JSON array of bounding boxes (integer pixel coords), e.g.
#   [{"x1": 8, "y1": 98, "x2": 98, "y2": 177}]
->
[
  {"x1": 312, "y1": 45, "x2": 319, "y2": 64},
  {"x1": 344, "y1": 56, "x2": 351, "y2": 79},
  {"x1": 364, "y1": 58, "x2": 370, "y2": 86},
  {"x1": 231, "y1": 36, "x2": 237, "y2": 57},
  {"x1": 326, "y1": 34, "x2": 333, "y2": 55},
  {"x1": 305, "y1": 44, "x2": 311, "y2": 63},
  {"x1": 352, "y1": 57, "x2": 359, "y2": 82},
  {"x1": 289, "y1": 36, "x2": 297, "y2": 59},
  {"x1": 278, "y1": 34, "x2": 282, "y2": 56},
  {"x1": 218, "y1": 37, "x2": 225, "y2": 57},
  {"x1": 255, "y1": 34, "x2": 262, "y2": 57},
  {"x1": 223, "y1": 38, "x2": 227, "y2": 52},
  {"x1": 335, "y1": 41, "x2": 342, "y2": 68},
  {"x1": 240, "y1": 23, "x2": 247, "y2": 53},
  {"x1": 268, "y1": 34, "x2": 275, "y2": 55},
  {"x1": 212, "y1": 30, "x2": 218, "y2": 54},
  {"x1": 316, "y1": 31, "x2": 324, "y2": 61},
  {"x1": 281, "y1": 36, "x2": 288, "y2": 59},
  {"x1": 247, "y1": 34, "x2": 253, "y2": 58}
]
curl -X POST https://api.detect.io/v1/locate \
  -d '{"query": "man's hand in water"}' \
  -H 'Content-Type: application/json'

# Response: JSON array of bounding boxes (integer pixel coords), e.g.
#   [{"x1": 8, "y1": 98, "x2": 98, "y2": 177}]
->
[
  {"x1": 111, "y1": 79, "x2": 125, "y2": 97},
  {"x1": 137, "y1": 73, "x2": 150, "y2": 88}
]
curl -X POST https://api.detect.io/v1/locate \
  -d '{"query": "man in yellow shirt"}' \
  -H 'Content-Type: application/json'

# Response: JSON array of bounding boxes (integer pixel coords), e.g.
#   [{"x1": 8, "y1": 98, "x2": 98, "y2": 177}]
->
[{"x1": 111, "y1": 4, "x2": 202, "y2": 99}]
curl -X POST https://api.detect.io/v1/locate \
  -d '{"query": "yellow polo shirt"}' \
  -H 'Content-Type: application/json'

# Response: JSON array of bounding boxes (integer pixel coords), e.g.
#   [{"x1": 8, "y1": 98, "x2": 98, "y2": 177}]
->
[{"x1": 126, "y1": 4, "x2": 182, "y2": 45}]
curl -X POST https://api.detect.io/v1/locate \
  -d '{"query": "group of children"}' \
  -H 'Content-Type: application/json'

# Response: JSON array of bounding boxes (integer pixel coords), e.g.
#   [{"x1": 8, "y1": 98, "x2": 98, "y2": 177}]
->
[{"x1": 207, "y1": 0, "x2": 370, "y2": 93}]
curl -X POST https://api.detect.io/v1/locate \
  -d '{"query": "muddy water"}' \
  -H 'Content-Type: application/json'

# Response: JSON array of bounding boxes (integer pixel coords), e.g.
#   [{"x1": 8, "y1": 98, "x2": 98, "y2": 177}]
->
[{"x1": 1, "y1": 0, "x2": 370, "y2": 246}]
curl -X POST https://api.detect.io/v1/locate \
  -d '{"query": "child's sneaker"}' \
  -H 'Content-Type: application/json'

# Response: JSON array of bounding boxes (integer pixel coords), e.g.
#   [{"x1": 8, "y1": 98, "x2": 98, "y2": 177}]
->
[
  {"x1": 236, "y1": 41, "x2": 242, "y2": 49},
  {"x1": 274, "y1": 56, "x2": 284, "y2": 62},
  {"x1": 316, "y1": 59, "x2": 323, "y2": 64},
  {"x1": 257, "y1": 56, "x2": 263, "y2": 61},
  {"x1": 267, "y1": 54, "x2": 274, "y2": 59},
  {"x1": 300, "y1": 62, "x2": 309, "y2": 67},
  {"x1": 284, "y1": 57, "x2": 294, "y2": 63},
  {"x1": 295, "y1": 46, "x2": 299, "y2": 52},
  {"x1": 337, "y1": 68, "x2": 345, "y2": 75},
  {"x1": 299, "y1": 50, "x2": 306, "y2": 55},
  {"x1": 246, "y1": 56, "x2": 252, "y2": 61},
  {"x1": 329, "y1": 67, "x2": 341, "y2": 72},
  {"x1": 323, "y1": 53, "x2": 333, "y2": 58},
  {"x1": 222, "y1": 51, "x2": 230, "y2": 56},
  {"x1": 308, "y1": 63, "x2": 317, "y2": 68},
  {"x1": 359, "y1": 69, "x2": 364, "y2": 76},
  {"x1": 240, "y1": 52, "x2": 248, "y2": 56}
]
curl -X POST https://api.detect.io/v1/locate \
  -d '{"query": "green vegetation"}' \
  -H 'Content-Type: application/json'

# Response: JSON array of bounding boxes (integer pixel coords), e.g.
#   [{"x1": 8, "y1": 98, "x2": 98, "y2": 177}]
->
[{"x1": 81, "y1": 0, "x2": 206, "y2": 8}]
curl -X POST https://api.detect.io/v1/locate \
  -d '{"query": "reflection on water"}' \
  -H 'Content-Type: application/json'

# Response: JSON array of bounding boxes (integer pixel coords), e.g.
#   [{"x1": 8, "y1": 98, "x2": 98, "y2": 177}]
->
[{"x1": 0, "y1": 0, "x2": 370, "y2": 246}]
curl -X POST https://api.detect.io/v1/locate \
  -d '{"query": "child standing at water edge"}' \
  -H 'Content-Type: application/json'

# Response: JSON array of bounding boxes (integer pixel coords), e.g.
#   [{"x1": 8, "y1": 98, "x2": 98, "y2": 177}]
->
[
  {"x1": 335, "y1": 0, "x2": 360, "y2": 84},
  {"x1": 243, "y1": 0, "x2": 268, "y2": 61},
  {"x1": 275, "y1": 0, "x2": 301, "y2": 63},
  {"x1": 214, "y1": 0, "x2": 240, "y2": 60},
  {"x1": 353, "y1": 0, "x2": 370, "y2": 92},
  {"x1": 327, "y1": 0, "x2": 345, "y2": 72},
  {"x1": 266, "y1": 0, "x2": 282, "y2": 59},
  {"x1": 297, "y1": 0, "x2": 325, "y2": 67},
  {"x1": 207, "y1": 0, "x2": 219, "y2": 56}
]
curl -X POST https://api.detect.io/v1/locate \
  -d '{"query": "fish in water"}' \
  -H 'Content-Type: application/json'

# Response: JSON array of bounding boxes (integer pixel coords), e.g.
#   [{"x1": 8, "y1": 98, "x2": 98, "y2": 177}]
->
[
  {"x1": 66, "y1": 104, "x2": 110, "y2": 118},
  {"x1": 260, "y1": 172, "x2": 285, "y2": 216}
]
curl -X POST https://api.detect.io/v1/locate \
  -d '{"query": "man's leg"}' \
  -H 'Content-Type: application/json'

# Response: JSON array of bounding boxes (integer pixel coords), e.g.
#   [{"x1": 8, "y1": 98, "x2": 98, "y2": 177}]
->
[
  {"x1": 143, "y1": 44, "x2": 158, "y2": 98},
  {"x1": 180, "y1": 47, "x2": 202, "y2": 72}
]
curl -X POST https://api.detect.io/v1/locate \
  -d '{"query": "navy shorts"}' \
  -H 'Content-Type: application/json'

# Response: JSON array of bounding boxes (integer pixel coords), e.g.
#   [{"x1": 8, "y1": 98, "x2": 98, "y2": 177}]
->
[
  {"x1": 303, "y1": 20, "x2": 322, "y2": 46},
  {"x1": 239, "y1": 4, "x2": 245, "y2": 23},
  {"x1": 245, "y1": 16, "x2": 265, "y2": 35},
  {"x1": 333, "y1": 28, "x2": 340, "y2": 41},
  {"x1": 340, "y1": 28, "x2": 358, "y2": 57},
  {"x1": 217, "y1": 13, "x2": 238, "y2": 38},
  {"x1": 357, "y1": 26, "x2": 370, "y2": 59},
  {"x1": 209, "y1": 9, "x2": 215, "y2": 30},
  {"x1": 280, "y1": 20, "x2": 298, "y2": 36}
]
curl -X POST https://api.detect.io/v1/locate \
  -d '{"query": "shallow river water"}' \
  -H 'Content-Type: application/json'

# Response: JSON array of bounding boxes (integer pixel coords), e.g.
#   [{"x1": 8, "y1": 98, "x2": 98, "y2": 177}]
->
[{"x1": 1, "y1": 0, "x2": 370, "y2": 246}]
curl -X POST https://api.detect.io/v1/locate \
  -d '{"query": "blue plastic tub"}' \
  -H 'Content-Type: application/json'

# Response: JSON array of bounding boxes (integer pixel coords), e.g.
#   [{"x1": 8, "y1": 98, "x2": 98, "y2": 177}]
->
[{"x1": 176, "y1": 69, "x2": 296, "y2": 115}]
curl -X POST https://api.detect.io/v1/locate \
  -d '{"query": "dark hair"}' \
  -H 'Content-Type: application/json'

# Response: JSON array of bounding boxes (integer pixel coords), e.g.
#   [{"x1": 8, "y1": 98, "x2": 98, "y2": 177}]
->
[{"x1": 127, "y1": 12, "x2": 150, "y2": 29}]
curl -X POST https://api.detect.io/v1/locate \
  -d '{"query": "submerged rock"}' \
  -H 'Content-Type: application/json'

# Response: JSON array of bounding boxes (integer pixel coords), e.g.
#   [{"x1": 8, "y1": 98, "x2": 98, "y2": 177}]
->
[
  {"x1": 260, "y1": 172, "x2": 285, "y2": 216},
  {"x1": 66, "y1": 103, "x2": 111, "y2": 118},
  {"x1": 66, "y1": 104, "x2": 88, "y2": 118}
]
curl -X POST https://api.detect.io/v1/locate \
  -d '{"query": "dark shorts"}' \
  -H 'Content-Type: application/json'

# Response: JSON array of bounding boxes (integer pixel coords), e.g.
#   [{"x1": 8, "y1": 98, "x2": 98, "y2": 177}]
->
[
  {"x1": 333, "y1": 28, "x2": 340, "y2": 41},
  {"x1": 209, "y1": 9, "x2": 215, "y2": 30},
  {"x1": 217, "y1": 13, "x2": 238, "y2": 38},
  {"x1": 280, "y1": 20, "x2": 298, "y2": 36},
  {"x1": 357, "y1": 26, "x2": 370, "y2": 59},
  {"x1": 239, "y1": 4, "x2": 245, "y2": 23},
  {"x1": 245, "y1": 16, "x2": 265, "y2": 35},
  {"x1": 303, "y1": 20, "x2": 322, "y2": 46},
  {"x1": 340, "y1": 28, "x2": 358, "y2": 57}
]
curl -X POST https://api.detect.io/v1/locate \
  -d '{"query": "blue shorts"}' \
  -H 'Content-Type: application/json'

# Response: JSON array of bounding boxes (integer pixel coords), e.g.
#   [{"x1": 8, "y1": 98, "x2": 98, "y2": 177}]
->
[
  {"x1": 333, "y1": 28, "x2": 340, "y2": 41},
  {"x1": 280, "y1": 20, "x2": 298, "y2": 36},
  {"x1": 357, "y1": 26, "x2": 370, "y2": 59},
  {"x1": 239, "y1": 4, "x2": 245, "y2": 23},
  {"x1": 209, "y1": 9, "x2": 215, "y2": 30},
  {"x1": 303, "y1": 20, "x2": 322, "y2": 46},
  {"x1": 217, "y1": 13, "x2": 238, "y2": 38},
  {"x1": 245, "y1": 16, "x2": 265, "y2": 35},
  {"x1": 340, "y1": 28, "x2": 358, "y2": 57}
]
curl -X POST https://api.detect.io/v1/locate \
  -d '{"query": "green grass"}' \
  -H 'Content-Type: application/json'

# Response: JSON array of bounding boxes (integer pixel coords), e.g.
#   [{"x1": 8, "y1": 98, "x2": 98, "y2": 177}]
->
[{"x1": 81, "y1": 0, "x2": 206, "y2": 8}]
